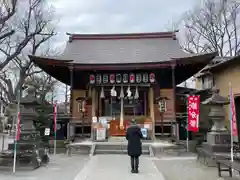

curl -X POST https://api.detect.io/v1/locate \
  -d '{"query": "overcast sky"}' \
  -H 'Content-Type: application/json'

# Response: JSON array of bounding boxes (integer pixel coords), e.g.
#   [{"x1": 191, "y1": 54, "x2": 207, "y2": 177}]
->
[
  {"x1": 48, "y1": 0, "x2": 198, "y2": 101},
  {"x1": 49, "y1": 0, "x2": 197, "y2": 48}
]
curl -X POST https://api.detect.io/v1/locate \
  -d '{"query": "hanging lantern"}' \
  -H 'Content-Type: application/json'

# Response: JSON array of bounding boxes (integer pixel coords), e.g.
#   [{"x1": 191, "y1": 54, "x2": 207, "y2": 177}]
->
[
  {"x1": 149, "y1": 73, "x2": 155, "y2": 83},
  {"x1": 103, "y1": 74, "x2": 108, "y2": 83},
  {"x1": 159, "y1": 99, "x2": 167, "y2": 112},
  {"x1": 76, "y1": 97, "x2": 86, "y2": 113},
  {"x1": 126, "y1": 85, "x2": 132, "y2": 97},
  {"x1": 129, "y1": 73, "x2": 135, "y2": 83},
  {"x1": 123, "y1": 74, "x2": 128, "y2": 83},
  {"x1": 134, "y1": 86, "x2": 139, "y2": 99},
  {"x1": 110, "y1": 74, "x2": 115, "y2": 84},
  {"x1": 89, "y1": 74, "x2": 95, "y2": 84},
  {"x1": 78, "y1": 102, "x2": 82, "y2": 113},
  {"x1": 82, "y1": 100, "x2": 86, "y2": 112},
  {"x1": 116, "y1": 74, "x2": 122, "y2": 83},
  {"x1": 120, "y1": 86, "x2": 124, "y2": 98},
  {"x1": 96, "y1": 74, "x2": 102, "y2": 84},
  {"x1": 100, "y1": 86, "x2": 105, "y2": 98},
  {"x1": 136, "y1": 74, "x2": 142, "y2": 83},
  {"x1": 143, "y1": 73, "x2": 148, "y2": 83}
]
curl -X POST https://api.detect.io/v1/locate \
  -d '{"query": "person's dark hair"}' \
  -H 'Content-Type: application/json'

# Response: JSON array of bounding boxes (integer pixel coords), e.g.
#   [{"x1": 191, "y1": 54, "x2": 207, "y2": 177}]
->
[{"x1": 130, "y1": 119, "x2": 136, "y2": 125}]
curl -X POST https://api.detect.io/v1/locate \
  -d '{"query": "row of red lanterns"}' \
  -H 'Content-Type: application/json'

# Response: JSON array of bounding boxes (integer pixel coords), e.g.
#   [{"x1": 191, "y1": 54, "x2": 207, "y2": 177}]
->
[{"x1": 89, "y1": 73, "x2": 155, "y2": 84}]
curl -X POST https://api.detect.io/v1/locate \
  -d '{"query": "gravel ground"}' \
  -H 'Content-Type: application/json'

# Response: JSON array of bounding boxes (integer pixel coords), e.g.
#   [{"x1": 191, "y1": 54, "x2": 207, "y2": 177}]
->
[
  {"x1": 153, "y1": 157, "x2": 228, "y2": 180},
  {"x1": 0, "y1": 154, "x2": 89, "y2": 180}
]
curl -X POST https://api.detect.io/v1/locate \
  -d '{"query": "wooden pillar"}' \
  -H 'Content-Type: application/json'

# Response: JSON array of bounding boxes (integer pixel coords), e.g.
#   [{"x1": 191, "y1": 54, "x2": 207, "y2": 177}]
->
[
  {"x1": 95, "y1": 90, "x2": 99, "y2": 117},
  {"x1": 171, "y1": 64, "x2": 176, "y2": 139},
  {"x1": 92, "y1": 88, "x2": 96, "y2": 117},
  {"x1": 144, "y1": 91, "x2": 147, "y2": 116},
  {"x1": 69, "y1": 65, "x2": 74, "y2": 115},
  {"x1": 90, "y1": 88, "x2": 96, "y2": 140},
  {"x1": 99, "y1": 89, "x2": 102, "y2": 116},
  {"x1": 68, "y1": 65, "x2": 74, "y2": 140},
  {"x1": 149, "y1": 87, "x2": 155, "y2": 139}
]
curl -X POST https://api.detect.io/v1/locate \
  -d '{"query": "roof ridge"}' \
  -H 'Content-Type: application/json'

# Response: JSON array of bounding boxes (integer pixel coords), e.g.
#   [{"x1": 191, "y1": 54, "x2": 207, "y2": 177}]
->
[{"x1": 67, "y1": 31, "x2": 178, "y2": 41}]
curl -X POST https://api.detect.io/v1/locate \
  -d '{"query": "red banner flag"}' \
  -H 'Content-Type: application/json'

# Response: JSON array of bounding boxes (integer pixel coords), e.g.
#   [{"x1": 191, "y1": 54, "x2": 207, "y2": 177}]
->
[
  {"x1": 187, "y1": 95, "x2": 200, "y2": 132},
  {"x1": 230, "y1": 86, "x2": 238, "y2": 136}
]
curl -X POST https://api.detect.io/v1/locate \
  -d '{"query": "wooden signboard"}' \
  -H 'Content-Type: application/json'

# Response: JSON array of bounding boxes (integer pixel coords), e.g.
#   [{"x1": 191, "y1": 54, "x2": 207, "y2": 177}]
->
[{"x1": 109, "y1": 120, "x2": 130, "y2": 136}]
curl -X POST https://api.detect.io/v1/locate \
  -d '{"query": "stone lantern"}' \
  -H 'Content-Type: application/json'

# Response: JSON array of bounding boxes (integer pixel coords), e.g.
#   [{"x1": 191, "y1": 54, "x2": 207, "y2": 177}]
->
[
  {"x1": 202, "y1": 87, "x2": 229, "y2": 132},
  {"x1": 201, "y1": 86, "x2": 230, "y2": 153}
]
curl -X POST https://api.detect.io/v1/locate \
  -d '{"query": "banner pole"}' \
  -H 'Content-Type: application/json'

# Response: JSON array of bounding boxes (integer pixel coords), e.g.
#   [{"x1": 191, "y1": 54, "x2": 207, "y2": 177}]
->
[
  {"x1": 229, "y1": 83, "x2": 234, "y2": 164},
  {"x1": 13, "y1": 89, "x2": 21, "y2": 173},
  {"x1": 186, "y1": 95, "x2": 189, "y2": 152},
  {"x1": 53, "y1": 102, "x2": 57, "y2": 156}
]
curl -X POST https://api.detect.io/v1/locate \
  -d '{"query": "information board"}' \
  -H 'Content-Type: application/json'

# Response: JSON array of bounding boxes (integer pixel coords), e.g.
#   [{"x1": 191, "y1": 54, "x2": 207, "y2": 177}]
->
[{"x1": 96, "y1": 128, "x2": 106, "y2": 141}]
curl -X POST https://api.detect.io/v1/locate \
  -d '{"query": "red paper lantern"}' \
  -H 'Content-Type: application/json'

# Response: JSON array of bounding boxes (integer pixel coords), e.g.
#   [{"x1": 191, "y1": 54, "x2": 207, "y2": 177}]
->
[
  {"x1": 149, "y1": 73, "x2": 155, "y2": 83},
  {"x1": 89, "y1": 74, "x2": 95, "y2": 84},
  {"x1": 110, "y1": 74, "x2": 115, "y2": 83},
  {"x1": 130, "y1": 73, "x2": 135, "y2": 83}
]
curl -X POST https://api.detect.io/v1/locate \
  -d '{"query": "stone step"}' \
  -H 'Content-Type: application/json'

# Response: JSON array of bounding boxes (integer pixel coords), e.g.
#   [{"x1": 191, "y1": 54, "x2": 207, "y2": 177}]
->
[
  {"x1": 94, "y1": 149, "x2": 150, "y2": 154},
  {"x1": 68, "y1": 145, "x2": 91, "y2": 155},
  {"x1": 94, "y1": 144, "x2": 150, "y2": 155},
  {"x1": 108, "y1": 136, "x2": 126, "y2": 141}
]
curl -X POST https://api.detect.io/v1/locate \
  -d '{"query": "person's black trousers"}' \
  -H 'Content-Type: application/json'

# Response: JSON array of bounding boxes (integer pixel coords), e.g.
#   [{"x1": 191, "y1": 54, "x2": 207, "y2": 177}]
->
[{"x1": 130, "y1": 156, "x2": 139, "y2": 170}]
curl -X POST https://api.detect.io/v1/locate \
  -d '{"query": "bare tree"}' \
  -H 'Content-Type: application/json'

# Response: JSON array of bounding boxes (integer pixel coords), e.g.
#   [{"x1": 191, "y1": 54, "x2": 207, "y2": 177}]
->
[
  {"x1": 181, "y1": 0, "x2": 240, "y2": 56},
  {"x1": 0, "y1": 0, "x2": 55, "y2": 70},
  {"x1": 24, "y1": 73, "x2": 58, "y2": 102},
  {"x1": 0, "y1": 0, "x2": 17, "y2": 41},
  {"x1": 0, "y1": 0, "x2": 56, "y2": 103}
]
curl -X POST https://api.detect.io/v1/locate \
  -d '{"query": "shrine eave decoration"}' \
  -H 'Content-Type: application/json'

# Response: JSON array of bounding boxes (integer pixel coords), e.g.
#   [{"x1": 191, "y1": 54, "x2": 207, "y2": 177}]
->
[{"x1": 89, "y1": 72, "x2": 156, "y2": 86}]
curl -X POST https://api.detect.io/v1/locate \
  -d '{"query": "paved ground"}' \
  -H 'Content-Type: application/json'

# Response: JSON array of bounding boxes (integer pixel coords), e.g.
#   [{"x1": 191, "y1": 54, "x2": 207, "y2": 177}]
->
[
  {"x1": 73, "y1": 155, "x2": 165, "y2": 180},
  {"x1": 153, "y1": 156, "x2": 226, "y2": 180},
  {"x1": 0, "y1": 154, "x2": 89, "y2": 180},
  {"x1": 1, "y1": 153, "x2": 239, "y2": 180}
]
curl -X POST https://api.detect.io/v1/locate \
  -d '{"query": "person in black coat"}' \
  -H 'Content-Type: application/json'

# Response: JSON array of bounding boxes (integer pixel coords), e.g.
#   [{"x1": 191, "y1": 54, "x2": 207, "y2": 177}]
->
[{"x1": 126, "y1": 119, "x2": 143, "y2": 173}]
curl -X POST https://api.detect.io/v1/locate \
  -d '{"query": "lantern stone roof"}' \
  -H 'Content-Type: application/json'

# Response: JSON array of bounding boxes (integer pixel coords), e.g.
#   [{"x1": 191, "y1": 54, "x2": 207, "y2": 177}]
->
[{"x1": 201, "y1": 87, "x2": 229, "y2": 105}]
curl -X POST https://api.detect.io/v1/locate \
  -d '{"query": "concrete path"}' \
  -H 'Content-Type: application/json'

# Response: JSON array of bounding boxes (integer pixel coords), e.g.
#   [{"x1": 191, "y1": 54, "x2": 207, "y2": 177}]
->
[
  {"x1": 154, "y1": 157, "x2": 223, "y2": 180},
  {"x1": 0, "y1": 154, "x2": 89, "y2": 180},
  {"x1": 73, "y1": 155, "x2": 165, "y2": 180}
]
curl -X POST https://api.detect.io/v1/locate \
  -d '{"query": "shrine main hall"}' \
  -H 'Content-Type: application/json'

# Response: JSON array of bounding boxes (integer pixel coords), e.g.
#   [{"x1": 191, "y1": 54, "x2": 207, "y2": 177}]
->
[{"x1": 29, "y1": 31, "x2": 216, "y2": 140}]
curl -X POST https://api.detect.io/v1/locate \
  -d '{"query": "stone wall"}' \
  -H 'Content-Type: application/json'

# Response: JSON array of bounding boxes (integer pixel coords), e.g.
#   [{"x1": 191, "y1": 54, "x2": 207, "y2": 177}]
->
[{"x1": 214, "y1": 64, "x2": 240, "y2": 121}]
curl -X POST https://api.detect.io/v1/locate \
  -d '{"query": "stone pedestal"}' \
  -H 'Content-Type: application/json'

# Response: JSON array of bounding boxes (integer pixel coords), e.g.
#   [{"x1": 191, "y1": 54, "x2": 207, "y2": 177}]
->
[
  {"x1": 0, "y1": 133, "x2": 9, "y2": 151},
  {"x1": 203, "y1": 132, "x2": 231, "y2": 153}
]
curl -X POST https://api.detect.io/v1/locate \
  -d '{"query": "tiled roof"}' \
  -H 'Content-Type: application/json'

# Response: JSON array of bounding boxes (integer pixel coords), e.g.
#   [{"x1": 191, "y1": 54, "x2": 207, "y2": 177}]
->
[
  {"x1": 58, "y1": 32, "x2": 192, "y2": 64},
  {"x1": 194, "y1": 56, "x2": 233, "y2": 77}
]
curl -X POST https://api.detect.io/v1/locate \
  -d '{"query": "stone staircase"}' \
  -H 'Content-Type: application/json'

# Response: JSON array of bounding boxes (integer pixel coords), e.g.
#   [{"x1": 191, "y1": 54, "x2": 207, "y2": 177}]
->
[
  {"x1": 67, "y1": 138, "x2": 183, "y2": 157},
  {"x1": 93, "y1": 143, "x2": 151, "y2": 155}
]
